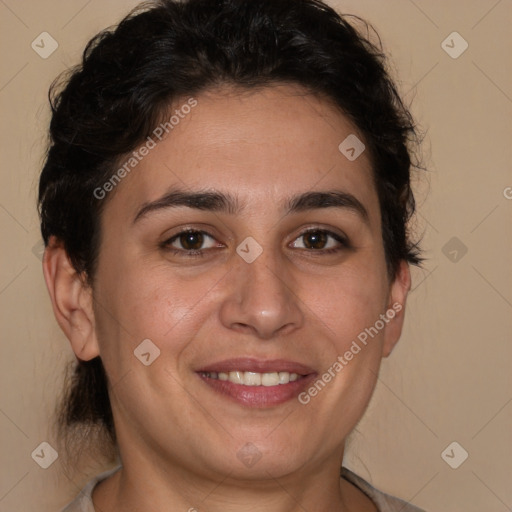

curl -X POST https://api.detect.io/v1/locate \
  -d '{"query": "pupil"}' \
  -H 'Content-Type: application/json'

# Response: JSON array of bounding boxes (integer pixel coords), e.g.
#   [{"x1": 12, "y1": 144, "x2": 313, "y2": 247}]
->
[
  {"x1": 305, "y1": 231, "x2": 326, "y2": 249},
  {"x1": 181, "y1": 232, "x2": 203, "y2": 250}
]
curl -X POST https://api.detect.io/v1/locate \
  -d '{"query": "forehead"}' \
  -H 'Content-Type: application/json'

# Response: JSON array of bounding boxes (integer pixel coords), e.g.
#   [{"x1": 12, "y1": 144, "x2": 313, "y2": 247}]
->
[{"x1": 103, "y1": 84, "x2": 378, "y2": 221}]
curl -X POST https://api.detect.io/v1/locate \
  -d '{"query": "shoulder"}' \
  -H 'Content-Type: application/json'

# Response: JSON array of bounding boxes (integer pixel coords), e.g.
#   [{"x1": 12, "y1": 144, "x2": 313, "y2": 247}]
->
[
  {"x1": 341, "y1": 467, "x2": 427, "y2": 512},
  {"x1": 59, "y1": 466, "x2": 121, "y2": 512}
]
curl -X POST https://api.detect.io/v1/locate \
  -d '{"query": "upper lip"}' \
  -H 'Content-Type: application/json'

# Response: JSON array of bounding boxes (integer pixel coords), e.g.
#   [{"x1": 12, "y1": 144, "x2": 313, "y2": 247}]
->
[{"x1": 197, "y1": 358, "x2": 316, "y2": 376}]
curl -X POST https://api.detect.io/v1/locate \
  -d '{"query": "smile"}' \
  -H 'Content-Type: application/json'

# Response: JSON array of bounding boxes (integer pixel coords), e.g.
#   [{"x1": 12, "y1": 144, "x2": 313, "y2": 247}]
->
[{"x1": 196, "y1": 358, "x2": 316, "y2": 407}]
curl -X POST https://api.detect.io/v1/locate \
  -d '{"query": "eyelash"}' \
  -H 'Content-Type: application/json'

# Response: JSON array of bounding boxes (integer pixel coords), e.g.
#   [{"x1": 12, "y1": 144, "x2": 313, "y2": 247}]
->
[{"x1": 160, "y1": 227, "x2": 350, "y2": 258}]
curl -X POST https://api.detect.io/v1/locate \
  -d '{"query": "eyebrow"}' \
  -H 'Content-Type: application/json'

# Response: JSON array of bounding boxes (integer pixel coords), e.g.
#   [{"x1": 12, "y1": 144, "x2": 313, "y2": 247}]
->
[{"x1": 132, "y1": 187, "x2": 369, "y2": 224}]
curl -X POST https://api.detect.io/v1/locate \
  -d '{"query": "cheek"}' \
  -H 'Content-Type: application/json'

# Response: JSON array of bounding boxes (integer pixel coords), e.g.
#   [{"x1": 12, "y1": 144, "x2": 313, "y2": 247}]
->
[
  {"x1": 94, "y1": 258, "x2": 227, "y2": 362},
  {"x1": 299, "y1": 271, "x2": 388, "y2": 428},
  {"x1": 311, "y1": 265, "x2": 389, "y2": 344}
]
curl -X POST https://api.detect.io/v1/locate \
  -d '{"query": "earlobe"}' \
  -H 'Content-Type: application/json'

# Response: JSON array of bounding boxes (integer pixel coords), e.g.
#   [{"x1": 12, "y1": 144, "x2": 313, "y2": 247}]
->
[
  {"x1": 42, "y1": 236, "x2": 100, "y2": 361},
  {"x1": 382, "y1": 260, "x2": 411, "y2": 358}
]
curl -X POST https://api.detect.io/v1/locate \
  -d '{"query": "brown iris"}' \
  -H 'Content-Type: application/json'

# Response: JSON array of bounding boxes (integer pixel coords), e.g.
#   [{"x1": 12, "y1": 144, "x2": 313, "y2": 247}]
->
[
  {"x1": 179, "y1": 231, "x2": 204, "y2": 250},
  {"x1": 302, "y1": 231, "x2": 328, "y2": 249}
]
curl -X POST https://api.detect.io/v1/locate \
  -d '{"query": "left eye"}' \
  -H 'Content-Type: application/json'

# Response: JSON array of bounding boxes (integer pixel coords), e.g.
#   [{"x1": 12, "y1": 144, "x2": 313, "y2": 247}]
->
[{"x1": 290, "y1": 229, "x2": 346, "y2": 251}]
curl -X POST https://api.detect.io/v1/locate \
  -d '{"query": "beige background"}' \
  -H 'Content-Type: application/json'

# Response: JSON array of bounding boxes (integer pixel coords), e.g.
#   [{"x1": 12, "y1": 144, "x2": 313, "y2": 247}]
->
[{"x1": 1, "y1": 0, "x2": 511, "y2": 510}]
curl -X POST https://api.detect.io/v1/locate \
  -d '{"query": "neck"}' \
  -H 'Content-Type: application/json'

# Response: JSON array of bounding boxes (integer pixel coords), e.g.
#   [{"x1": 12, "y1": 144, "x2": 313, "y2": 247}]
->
[{"x1": 92, "y1": 449, "x2": 364, "y2": 512}]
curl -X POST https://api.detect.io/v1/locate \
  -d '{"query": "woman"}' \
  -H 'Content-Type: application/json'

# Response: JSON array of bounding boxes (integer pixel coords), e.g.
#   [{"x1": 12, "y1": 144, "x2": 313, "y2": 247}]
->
[{"x1": 38, "y1": 0, "x2": 425, "y2": 510}]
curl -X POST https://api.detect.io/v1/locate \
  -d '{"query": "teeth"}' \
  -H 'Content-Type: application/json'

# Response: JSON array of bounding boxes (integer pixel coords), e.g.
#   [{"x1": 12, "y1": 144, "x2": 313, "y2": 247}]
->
[
  {"x1": 262, "y1": 372, "x2": 280, "y2": 386},
  {"x1": 229, "y1": 371, "x2": 244, "y2": 384},
  {"x1": 243, "y1": 372, "x2": 261, "y2": 386},
  {"x1": 278, "y1": 371, "x2": 289, "y2": 384},
  {"x1": 202, "y1": 371, "x2": 301, "y2": 386}
]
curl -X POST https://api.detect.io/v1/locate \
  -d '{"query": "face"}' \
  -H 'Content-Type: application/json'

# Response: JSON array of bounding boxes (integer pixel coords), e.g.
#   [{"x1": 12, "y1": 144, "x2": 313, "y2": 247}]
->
[{"x1": 65, "y1": 84, "x2": 409, "y2": 480}]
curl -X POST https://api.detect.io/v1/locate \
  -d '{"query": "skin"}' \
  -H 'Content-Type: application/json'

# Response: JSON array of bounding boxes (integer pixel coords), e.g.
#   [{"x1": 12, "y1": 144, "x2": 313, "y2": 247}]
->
[{"x1": 43, "y1": 84, "x2": 411, "y2": 512}]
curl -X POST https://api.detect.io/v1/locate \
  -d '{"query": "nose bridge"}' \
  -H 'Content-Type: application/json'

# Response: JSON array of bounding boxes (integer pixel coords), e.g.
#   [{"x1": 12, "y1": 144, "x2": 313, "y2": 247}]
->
[
  {"x1": 220, "y1": 242, "x2": 303, "y2": 339},
  {"x1": 245, "y1": 248, "x2": 289, "y2": 305}
]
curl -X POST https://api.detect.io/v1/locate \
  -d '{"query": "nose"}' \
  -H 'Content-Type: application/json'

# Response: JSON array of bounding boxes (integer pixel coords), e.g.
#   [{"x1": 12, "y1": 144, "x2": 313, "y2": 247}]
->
[{"x1": 219, "y1": 247, "x2": 304, "y2": 340}]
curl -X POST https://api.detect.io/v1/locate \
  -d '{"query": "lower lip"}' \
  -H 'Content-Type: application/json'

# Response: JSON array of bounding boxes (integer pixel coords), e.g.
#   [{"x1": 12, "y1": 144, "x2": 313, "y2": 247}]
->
[{"x1": 197, "y1": 373, "x2": 317, "y2": 407}]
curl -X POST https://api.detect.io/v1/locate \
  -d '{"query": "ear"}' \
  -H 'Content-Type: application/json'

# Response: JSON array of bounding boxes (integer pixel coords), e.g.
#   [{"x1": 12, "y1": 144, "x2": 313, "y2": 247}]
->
[
  {"x1": 42, "y1": 236, "x2": 100, "y2": 361},
  {"x1": 382, "y1": 260, "x2": 411, "y2": 358}
]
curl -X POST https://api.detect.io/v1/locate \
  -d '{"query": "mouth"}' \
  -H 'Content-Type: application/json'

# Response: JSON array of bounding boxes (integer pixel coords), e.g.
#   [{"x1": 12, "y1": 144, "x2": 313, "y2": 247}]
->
[{"x1": 196, "y1": 358, "x2": 317, "y2": 408}]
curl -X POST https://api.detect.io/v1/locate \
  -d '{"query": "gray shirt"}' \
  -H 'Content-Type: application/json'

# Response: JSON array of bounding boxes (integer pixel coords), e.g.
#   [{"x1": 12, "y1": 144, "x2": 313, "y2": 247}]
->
[{"x1": 60, "y1": 466, "x2": 426, "y2": 512}]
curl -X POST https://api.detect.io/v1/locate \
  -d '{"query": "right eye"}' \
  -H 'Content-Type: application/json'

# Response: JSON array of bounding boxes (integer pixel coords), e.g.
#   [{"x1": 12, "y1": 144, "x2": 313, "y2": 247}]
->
[{"x1": 161, "y1": 229, "x2": 221, "y2": 256}]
